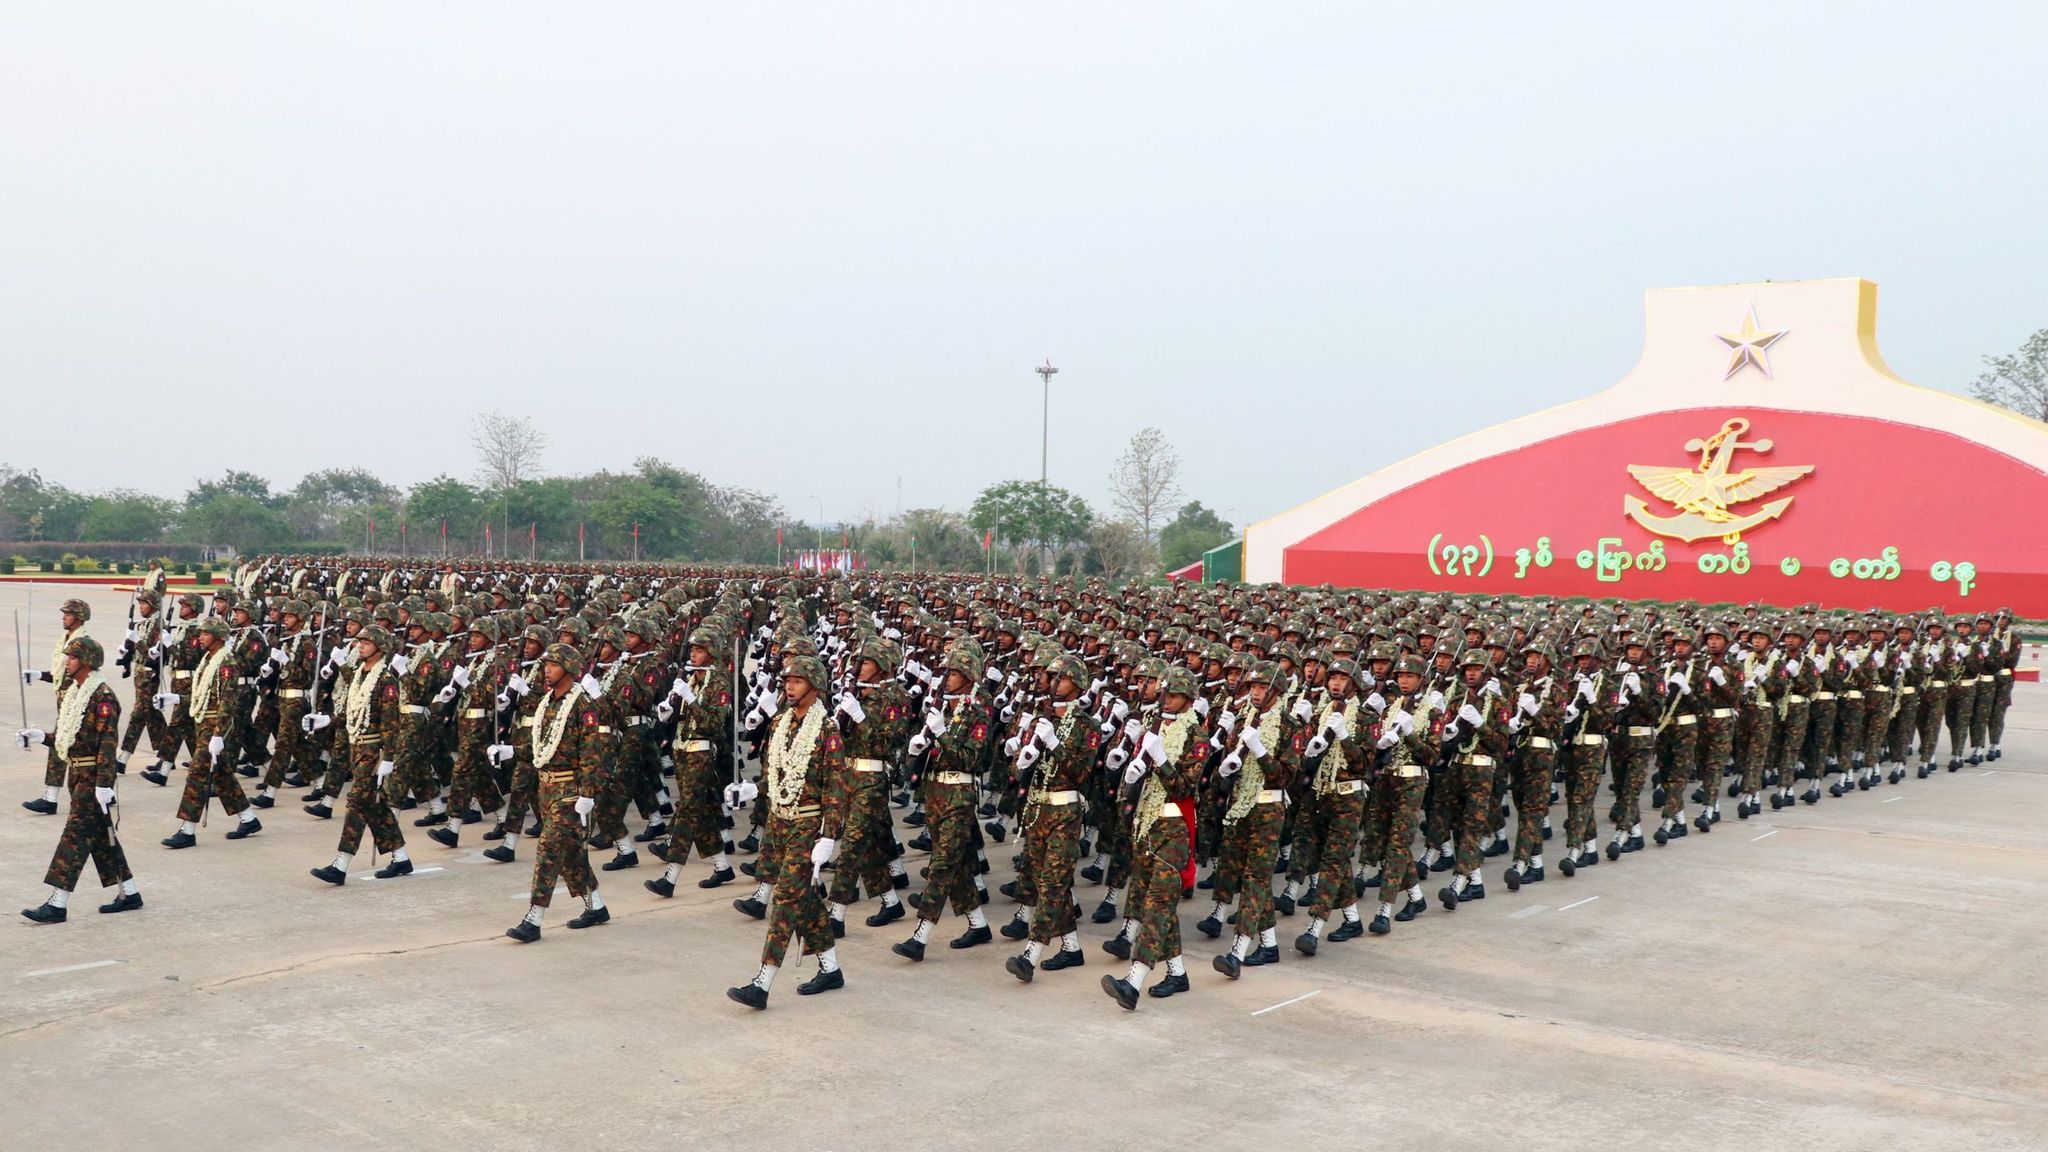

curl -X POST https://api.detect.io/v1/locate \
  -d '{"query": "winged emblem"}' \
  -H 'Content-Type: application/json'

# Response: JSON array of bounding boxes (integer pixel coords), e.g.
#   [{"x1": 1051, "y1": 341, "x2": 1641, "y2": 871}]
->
[{"x1": 1624, "y1": 418, "x2": 1813, "y2": 543}]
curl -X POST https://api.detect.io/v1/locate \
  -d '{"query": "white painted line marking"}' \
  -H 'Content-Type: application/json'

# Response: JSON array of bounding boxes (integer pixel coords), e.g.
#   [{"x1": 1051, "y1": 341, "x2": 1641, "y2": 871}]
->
[
  {"x1": 23, "y1": 959, "x2": 128, "y2": 978},
  {"x1": 510, "y1": 886, "x2": 570, "y2": 900},
  {"x1": 1882, "y1": 796, "x2": 1903, "y2": 803},
  {"x1": 1557, "y1": 896, "x2": 1600, "y2": 912},
  {"x1": 1250, "y1": 990, "x2": 1321, "y2": 1016},
  {"x1": 1509, "y1": 904, "x2": 1548, "y2": 919},
  {"x1": 1979, "y1": 770, "x2": 1995, "y2": 777},
  {"x1": 354, "y1": 865, "x2": 444, "y2": 880},
  {"x1": 1751, "y1": 830, "x2": 1779, "y2": 841}
]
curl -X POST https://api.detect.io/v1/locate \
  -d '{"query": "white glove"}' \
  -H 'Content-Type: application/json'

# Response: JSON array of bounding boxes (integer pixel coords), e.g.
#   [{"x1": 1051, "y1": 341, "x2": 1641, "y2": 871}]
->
[
  {"x1": 1305, "y1": 734, "x2": 1330, "y2": 759},
  {"x1": 328, "y1": 646, "x2": 349, "y2": 668},
  {"x1": 1896, "y1": 651, "x2": 1909, "y2": 668},
  {"x1": 1707, "y1": 665, "x2": 1727, "y2": 686},
  {"x1": 1363, "y1": 693, "x2": 1386, "y2": 714},
  {"x1": 1016, "y1": 745, "x2": 1041, "y2": 772},
  {"x1": 207, "y1": 735, "x2": 225, "y2": 757},
  {"x1": 1119, "y1": 755, "x2": 1144, "y2": 783},
  {"x1": 1564, "y1": 702, "x2": 1581, "y2": 723},
  {"x1": 907, "y1": 732, "x2": 931, "y2": 757},
  {"x1": 1324, "y1": 712, "x2": 1349, "y2": 741},
  {"x1": 1111, "y1": 698, "x2": 1129, "y2": 723},
  {"x1": 508, "y1": 673, "x2": 530, "y2": 695},
  {"x1": 1003, "y1": 734, "x2": 1022, "y2": 757},
  {"x1": 452, "y1": 665, "x2": 470, "y2": 688},
  {"x1": 21, "y1": 669, "x2": 39, "y2": 683},
  {"x1": 95, "y1": 786, "x2": 115, "y2": 812},
  {"x1": 1577, "y1": 678, "x2": 1598, "y2": 702},
  {"x1": 924, "y1": 709, "x2": 949, "y2": 737},
  {"x1": 676, "y1": 678, "x2": 699, "y2": 706},
  {"x1": 999, "y1": 702, "x2": 1016, "y2": 722},
  {"x1": 1192, "y1": 696, "x2": 1210, "y2": 719},
  {"x1": 579, "y1": 673, "x2": 603, "y2": 698},
  {"x1": 495, "y1": 691, "x2": 512, "y2": 710},
  {"x1": 1291, "y1": 696, "x2": 1313, "y2": 722},
  {"x1": 573, "y1": 796, "x2": 595, "y2": 824},
  {"x1": 758, "y1": 690, "x2": 780, "y2": 718},
  {"x1": 375, "y1": 759, "x2": 395, "y2": 784},
  {"x1": 1785, "y1": 659, "x2": 1802, "y2": 677},
  {"x1": 809, "y1": 837, "x2": 836, "y2": 867},
  {"x1": 1375, "y1": 730, "x2": 1401, "y2": 751},
  {"x1": 983, "y1": 665, "x2": 1002, "y2": 685},
  {"x1": 1667, "y1": 671, "x2": 1689, "y2": 692},
  {"x1": 1032, "y1": 717, "x2": 1059, "y2": 749},
  {"x1": 1218, "y1": 752, "x2": 1243, "y2": 777},
  {"x1": 1508, "y1": 714, "x2": 1524, "y2": 733},
  {"x1": 1140, "y1": 730, "x2": 1167, "y2": 766},
  {"x1": 1121, "y1": 717, "x2": 1143, "y2": 742},
  {"x1": 655, "y1": 699, "x2": 675, "y2": 722},
  {"x1": 1622, "y1": 672, "x2": 1642, "y2": 696},
  {"x1": 489, "y1": 744, "x2": 515, "y2": 764},
  {"x1": 1241, "y1": 726, "x2": 1268, "y2": 759},
  {"x1": 17, "y1": 726, "x2": 45, "y2": 748},
  {"x1": 267, "y1": 646, "x2": 288, "y2": 666},
  {"x1": 1216, "y1": 709, "x2": 1238, "y2": 734},
  {"x1": 1388, "y1": 710, "x2": 1415, "y2": 737},
  {"x1": 1517, "y1": 692, "x2": 1539, "y2": 716},
  {"x1": 1458, "y1": 703, "x2": 1484, "y2": 727},
  {"x1": 391, "y1": 655, "x2": 411, "y2": 675},
  {"x1": 434, "y1": 684, "x2": 458, "y2": 705},
  {"x1": 837, "y1": 694, "x2": 866, "y2": 724},
  {"x1": 1426, "y1": 690, "x2": 1445, "y2": 712},
  {"x1": 309, "y1": 712, "x2": 332, "y2": 732},
  {"x1": 124, "y1": 627, "x2": 138, "y2": 643}
]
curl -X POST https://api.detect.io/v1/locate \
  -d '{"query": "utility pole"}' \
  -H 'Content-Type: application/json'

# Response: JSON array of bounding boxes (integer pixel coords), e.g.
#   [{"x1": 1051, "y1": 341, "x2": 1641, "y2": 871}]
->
[{"x1": 1035, "y1": 360, "x2": 1058, "y2": 484}]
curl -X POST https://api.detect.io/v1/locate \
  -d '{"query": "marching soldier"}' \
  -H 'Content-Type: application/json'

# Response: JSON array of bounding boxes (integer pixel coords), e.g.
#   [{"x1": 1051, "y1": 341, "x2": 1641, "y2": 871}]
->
[
  {"x1": 1101, "y1": 666, "x2": 1208, "y2": 1008},
  {"x1": 825, "y1": 637, "x2": 914, "y2": 934},
  {"x1": 163, "y1": 619, "x2": 263, "y2": 848},
  {"x1": 501, "y1": 642, "x2": 610, "y2": 940},
  {"x1": 20, "y1": 597, "x2": 95, "y2": 815},
  {"x1": 892, "y1": 646, "x2": 996, "y2": 961},
  {"x1": 309, "y1": 625, "x2": 418, "y2": 885},
  {"x1": 18, "y1": 637, "x2": 143, "y2": 922},
  {"x1": 1002, "y1": 653, "x2": 1099, "y2": 982},
  {"x1": 1361, "y1": 654, "x2": 1441, "y2": 932}
]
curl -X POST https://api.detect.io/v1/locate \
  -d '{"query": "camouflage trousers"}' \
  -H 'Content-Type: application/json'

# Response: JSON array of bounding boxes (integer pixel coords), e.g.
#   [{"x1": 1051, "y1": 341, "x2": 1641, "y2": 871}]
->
[
  {"x1": 338, "y1": 745, "x2": 404, "y2": 858},
  {"x1": 596, "y1": 730, "x2": 660, "y2": 842},
  {"x1": 1862, "y1": 693, "x2": 1893, "y2": 764},
  {"x1": 1307, "y1": 784, "x2": 1365, "y2": 919},
  {"x1": 1511, "y1": 745, "x2": 1554, "y2": 863},
  {"x1": 826, "y1": 771, "x2": 896, "y2": 906},
  {"x1": 660, "y1": 749, "x2": 726, "y2": 865},
  {"x1": 528, "y1": 793, "x2": 596, "y2": 908},
  {"x1": 1366, "y1": 769, "x2": 1428, "y2": 897},
  {"x1": 392, "y1": 717, "x2": 441, "y2": 805},
  {"x1": 763, "y1": 814, "x2": 831, "y2": 967},
  {"x1": 44, "y1": 777, "x2": 133, "y2": 891},
  {"x1": 120, "y1": 674, "x2": 168, "y2": 758},
  {"x1": 1130, "y1": 817, "x2": 1189, "y2": 968},
  {"x1": 1221, "y1": 799, "x2": 1284, "y2": 937},
  {"x1": 176, "y1": 716, "x2": 250, "y2": 824},
  {"x1": 1284, "y1": 787, "x2": 1321, "y2": 885},
  {"x1": 1424, "y1": 767, "x2": 1455, "y2": 855},
  {"x1": 1970, "y1": 676, "x2": 1997, "y2": 748},
  {"x1": 1098, "y1": 796, "x2": 1134, "y2": 891},
  {"x1": 1913, "y1": 687, "x2": 1947, "y2": 766},
  {"x1": 1990, "y1": 673, "x2": 2014, "y2": 746},
  {"x1": 1445, "y1": 757, "x2": 1497, "y2": 875},
  {"x1": 262, "y1": 698, "x2": 313, "y2": 789},
  {"x1": 1946, "y1": 681, "x2": 1977, "y2": 759},
  {"x1": 1736, "y1": 707, "x2": 1773, "y2": 793},
  {"x1": 1701, "y1": 713, "x2": 1734, "y2": 797},
  {"x1": 1015, "y1": 801, "x2": 1082, "y2": 943},
  {"x1": 497, "y1": 752, "x2": 539, "y2": 835},
  {"x1": 1660, "y1": 720, "x2": 1699, "y2": 819},
  {"x1": 916, "y1": 781, "x2": 980, "y2": 923},
  {"x1": 1804, "y1": 698, "x2": 1838, "y2": 768},
  {"x1": 1562, "y1": 740, "x2": 1605, "y2": 847},
  {"x1": 1835, "y1": 697, "x2": 1867, "y2": 767},
  {"x1": 449, "y1": 720, "x2": 504, "y2": 819},
  {"x1": 1886, "y1": 693, "x2": 1920, "y2": 765}
]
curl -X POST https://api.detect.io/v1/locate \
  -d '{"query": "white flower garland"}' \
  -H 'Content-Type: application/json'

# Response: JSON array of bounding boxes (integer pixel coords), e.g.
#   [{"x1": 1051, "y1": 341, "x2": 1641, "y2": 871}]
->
[
  {"x1": 188, "y1": 641, "x2": 233, "y2": 719},
  {"x1": 534, "y1": 685, "x2": 587, "y2": 769},
  {"x1": 55, "y1": 672, "x2": 107, "y2": 759},
  {"x1": 344, "y1": 657, "x2": 388, "y2": 742},
  {"x1": 765, "y1": 702, "x2": 827, "y2": 817},
  {"x1": 1136, "y1": 708, "x2": 1198, "y2": 840}
]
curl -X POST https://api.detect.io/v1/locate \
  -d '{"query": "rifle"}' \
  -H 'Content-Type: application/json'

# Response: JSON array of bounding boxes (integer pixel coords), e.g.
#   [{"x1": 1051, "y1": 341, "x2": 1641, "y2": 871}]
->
[{"x1": 12, "y1": 611, "x2": 26, "y2": 744}]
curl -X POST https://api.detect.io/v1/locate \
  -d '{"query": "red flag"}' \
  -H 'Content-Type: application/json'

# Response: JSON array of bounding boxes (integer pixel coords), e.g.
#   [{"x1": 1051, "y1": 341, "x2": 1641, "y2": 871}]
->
[
  {"x1": 842, "y1": 527, "x2": 849, "y2": 549},
  {"x1": 776, "y1": 526, "x2": 783, "y2": 548},
  {"x1": 440, "y1": 520, "x2": 447, "y2": 541},
  {"x1": 578, "y1": 522, "x2": 585, "y2": 545},
  {"x1": 529, "y1": 522, "x2": 537, "y2": 542},
  {"x1": 983, "y1": 528, "x2": 993, "y2": 551}
]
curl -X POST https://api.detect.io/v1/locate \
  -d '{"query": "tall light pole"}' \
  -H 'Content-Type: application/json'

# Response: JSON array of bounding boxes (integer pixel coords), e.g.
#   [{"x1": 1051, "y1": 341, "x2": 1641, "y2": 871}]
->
[{"x1": 1034, "y1": 360, "x2": 1058, "y2": 484}]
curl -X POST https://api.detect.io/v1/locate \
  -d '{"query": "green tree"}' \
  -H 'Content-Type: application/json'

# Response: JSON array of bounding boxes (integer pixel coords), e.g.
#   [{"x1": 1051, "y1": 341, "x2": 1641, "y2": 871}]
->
[
  {"x1": 185, "y1": 470, "x2": 283, "y2": 511},
  {"x1": 1158, "y1": 501, "x2": 1233, "y2": 571},
  {"x1": 970, "y1": 480, "x2": 1093, "y2": 574},
  {"x1": 288, "y1": 468, "x2": 398, "y2": 538},
  {"x1": 1969, "y1": 328, "x2": 2048, "y2": 421},
  {"x1": 183, "y1": 493, "x2": 293, "y2": 554},
  {"x1": 407, "y1": 476, "x2": 487, "y2": 553},
  {"x1": 79, "y1": 492, "x2": 173, "y2": 542}
]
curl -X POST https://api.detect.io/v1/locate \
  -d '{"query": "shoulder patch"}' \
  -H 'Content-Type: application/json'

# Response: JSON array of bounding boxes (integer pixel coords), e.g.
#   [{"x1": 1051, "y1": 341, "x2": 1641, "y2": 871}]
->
[
  {"x1": 96, "y1": 700, "x2": 117, "y2": 717},
  {"x1": 969, "y1": 721, "x2": 989, "y2": 742},
  {"x1": 644, "y1": 671, "x2": 657, "y2": 685},
  {"x1": 383, "y1": 683, "x2": 399, "y2": 699},
  {"x1": 822, "y1": 732, "x2": 843, "y2": 753},
  {"x1": 582, "y1": 710, "x2": 599, "y2": 726},
  {"x1": 718, "y1": 691, "x2": 731, "y2": 707}
]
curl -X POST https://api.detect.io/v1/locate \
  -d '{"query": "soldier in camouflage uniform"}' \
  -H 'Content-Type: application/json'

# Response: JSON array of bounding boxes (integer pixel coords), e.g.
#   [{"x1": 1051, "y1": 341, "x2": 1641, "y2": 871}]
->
[
  {"x1": 427, "y1": 617, "x2": 509, "y2": 849},
  {"x1": 726, "y1": 656, "x2": 849, "y2": 1008},
  {"x1": 1912, "y1": 620, "x2": 1951, "y2": 779},
  {"x1": 161, "y1": 619, "x2": 262, "y2": 848},
  {"x1": 254, "y1": 599, "x2": 321, "y2": 808},
  {"x1": 1944, "y1": 624, "x2": 1981, "y2": 772},
  {"x1": 1208, "y1": 660, "x2": 1303, "y2": 977},
  {"x1": 392, "y1": 613, "x2": 451, "y2": 816},
  {"x1": 892, "y1": 645, "x2": 996, "y2": 962},
  {"x1": 826, "y1": 636, "x2": 914, "y2": 934},
  {"x1": 1101, "y1": 666, "x2": 1207, "y2": 1008},
  {"x1": 1556, "y1": 640, "x2": 1614, "y2": 868},
  {"x1": 1002, "y1": 653, "x2": 1099, "y2": 982},
  {"x1": 1651, "y1": 632, "x2": 1702, "y2": 843},
  {"x1": 482, "y1": 623, "x2": 552, "y2": 860},
  {"x1": 114, "y1": 588, "x2": 170, "y2": 778},
  {"x1": 1986, "y1": 614, "x2": 2018, "y2": 760},
  {"x1": 501, "y1": 643, "x2": 610, "y2": 938},
  {"x1": 309, "y1": 626, "x2": 419, "y2": 885},
  {"x1": 19, "y1": 637, "x2": 144, "y2": 923},
  {"x1": 141, "y1": 593, "x2": 205, "y2": 788},
  {"x1": 1293, "y1": 658, "x2": 1371, "y2": 950},
  {"x1": 1437, "y1": 647, "x2": 1513, "y2": 904},
  {"x1": 1730, "y1": 628, "x2": 1780, "y2": 820},
  {"x1": 1361, "y1": 655, "x2": 1440, "y2": 932},
  {"x1": 647, "y1": 626, "x2": 740, "y2": 895}
]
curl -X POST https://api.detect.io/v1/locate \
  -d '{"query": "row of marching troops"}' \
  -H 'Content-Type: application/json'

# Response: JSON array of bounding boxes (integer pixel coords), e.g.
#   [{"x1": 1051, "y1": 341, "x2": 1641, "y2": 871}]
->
[{"x1": 16, "y1": 557, "x2": 2023, "y2": 1012}]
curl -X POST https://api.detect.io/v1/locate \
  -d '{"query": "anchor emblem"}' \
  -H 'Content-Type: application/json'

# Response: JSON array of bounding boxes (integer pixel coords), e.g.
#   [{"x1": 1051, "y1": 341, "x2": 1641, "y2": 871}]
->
[{"x1": 1623, "y1": 417, "x2": 1814, "y2": 544}]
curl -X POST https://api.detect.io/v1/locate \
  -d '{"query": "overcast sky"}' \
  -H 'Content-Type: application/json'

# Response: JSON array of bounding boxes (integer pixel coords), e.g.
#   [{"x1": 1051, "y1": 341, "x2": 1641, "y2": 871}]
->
[{"x1": 4, "y1": 4, "x2": 2044, "y2": 532}]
